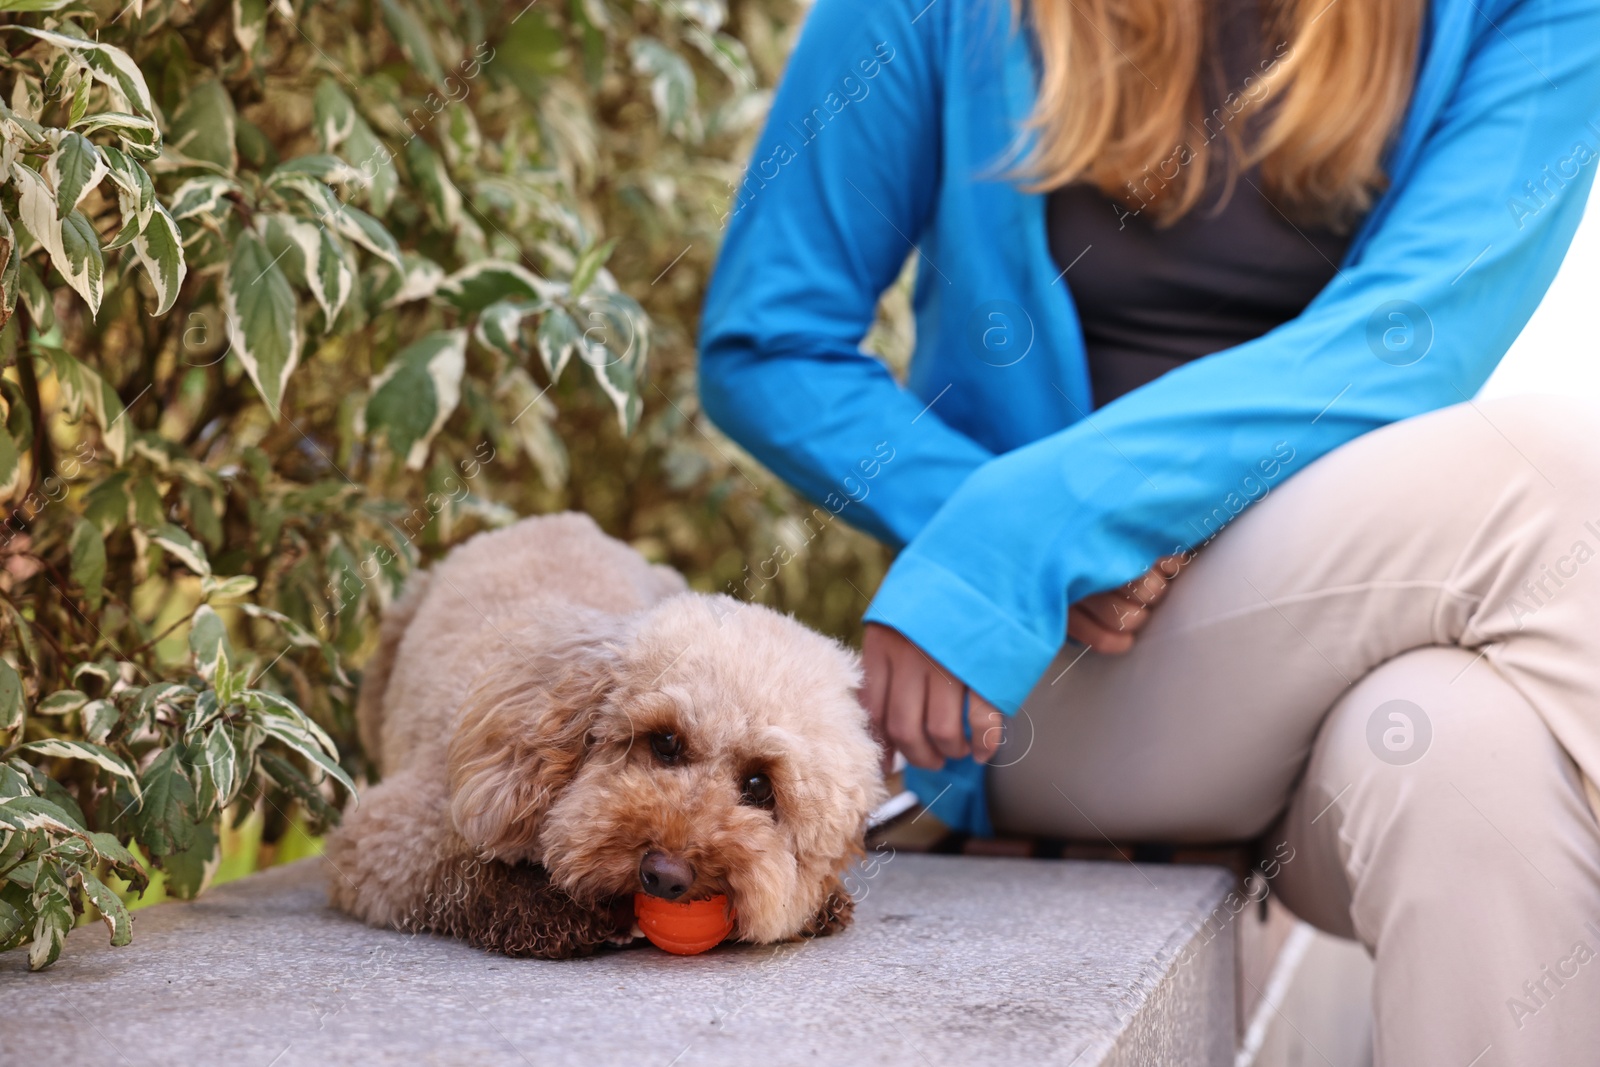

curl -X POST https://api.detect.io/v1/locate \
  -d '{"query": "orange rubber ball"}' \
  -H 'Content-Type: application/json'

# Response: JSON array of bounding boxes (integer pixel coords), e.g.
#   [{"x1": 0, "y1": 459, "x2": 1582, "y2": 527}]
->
[{"x1": 633, "y1": 893, "x2": 736, "y2": 955}]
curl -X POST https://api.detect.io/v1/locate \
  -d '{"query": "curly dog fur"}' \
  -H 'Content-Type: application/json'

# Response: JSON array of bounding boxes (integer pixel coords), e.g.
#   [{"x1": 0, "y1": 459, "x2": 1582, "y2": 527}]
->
[{"x1": 326, "y1": 513, "x2": 885, "y2": 958}]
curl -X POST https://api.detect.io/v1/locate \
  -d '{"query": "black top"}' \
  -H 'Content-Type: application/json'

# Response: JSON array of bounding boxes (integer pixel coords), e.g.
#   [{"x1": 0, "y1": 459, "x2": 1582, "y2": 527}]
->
[{"x1": 1046, "y1": 0, "x2": 1353, "y2": 407}]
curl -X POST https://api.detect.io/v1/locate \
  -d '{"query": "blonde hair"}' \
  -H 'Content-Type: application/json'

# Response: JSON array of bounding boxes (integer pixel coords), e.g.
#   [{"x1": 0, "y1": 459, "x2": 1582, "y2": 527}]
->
[{"x1": 1013, "y1": 0, "x2": 1424, "y2": 228}]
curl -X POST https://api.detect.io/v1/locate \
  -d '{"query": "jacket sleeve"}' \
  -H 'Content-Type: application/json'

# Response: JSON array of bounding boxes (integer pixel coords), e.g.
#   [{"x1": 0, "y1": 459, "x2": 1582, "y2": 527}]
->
[
  {"x1": 866, "y1": 0, "x2": 1600, "y2": 713},
  {"x1": 696, "y1": 0, "x2": 992, "y2": 549}
]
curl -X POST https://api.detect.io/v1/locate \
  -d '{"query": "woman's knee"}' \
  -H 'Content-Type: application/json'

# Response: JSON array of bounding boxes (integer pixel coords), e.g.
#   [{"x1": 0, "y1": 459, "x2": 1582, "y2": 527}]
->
[
  {"x1": 1308, "y1": 647, "x2": 1588, "y2": 837},
  {"x1": 1279, "y1": 646, "x2": 1600, "y2": 940}
]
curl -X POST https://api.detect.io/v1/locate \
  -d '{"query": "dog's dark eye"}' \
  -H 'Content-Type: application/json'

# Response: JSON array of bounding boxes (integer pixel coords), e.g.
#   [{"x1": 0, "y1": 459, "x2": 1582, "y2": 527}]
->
[
  {"x1": 740, "y1": 772, "x2": 775, "y2": 810},
  {"x1": 649, "y1": 732, "x2": 683, "y2": 764}
]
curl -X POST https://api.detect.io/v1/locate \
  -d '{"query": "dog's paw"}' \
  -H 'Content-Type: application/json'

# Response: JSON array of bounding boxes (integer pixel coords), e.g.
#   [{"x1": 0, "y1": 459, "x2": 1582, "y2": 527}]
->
[
  {"x1": 603, "y1": 896, "x2": 643, "y2": 946},
  {"x1": 797, "y1": 885, "x2": 854, "y2": 939},
  {"x1": 440, "y1": 861, "x2": 627, "y2": 959}
]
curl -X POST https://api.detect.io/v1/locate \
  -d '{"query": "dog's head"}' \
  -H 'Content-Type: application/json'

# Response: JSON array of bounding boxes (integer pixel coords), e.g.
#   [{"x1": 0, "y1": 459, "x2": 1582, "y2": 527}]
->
[{"x1": 445, "y1": 594, "x2": 885, "y2": 943}]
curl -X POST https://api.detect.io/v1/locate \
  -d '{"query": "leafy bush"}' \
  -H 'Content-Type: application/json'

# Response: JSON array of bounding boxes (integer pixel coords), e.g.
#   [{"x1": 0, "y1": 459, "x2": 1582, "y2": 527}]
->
[{"x1": 0, "y1": 0, "x2": 904, "y2": 971}]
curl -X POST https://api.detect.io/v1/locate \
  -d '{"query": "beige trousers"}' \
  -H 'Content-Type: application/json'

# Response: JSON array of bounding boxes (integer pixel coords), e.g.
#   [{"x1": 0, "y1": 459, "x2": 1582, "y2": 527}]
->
[{"x1": 987, "y1": 396, "x2": 1600, "y2": 1067}]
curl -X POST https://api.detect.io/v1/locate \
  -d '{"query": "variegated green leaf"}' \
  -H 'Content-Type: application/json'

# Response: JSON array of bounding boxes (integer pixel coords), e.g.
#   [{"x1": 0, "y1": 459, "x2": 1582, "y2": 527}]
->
[
  {"x1": 536, "y1": 306, "x2": 582, "y2": 382},
  {"x1": 0, "y1": 205, "x2": 17, "y2": 331},
  {"x1": 269, "y1": 154, "x2": 366, "y2": 186},
  {"x1": 188, "y1": 604, "x2": 233, "y2": 687},
  {"x1": 581, "y1": 287, "x2": 649, "y2": 369},
  {"x1": 6, "y1": 28, "x2": 156, "y2": 121},
  {"x1": 568, "y1": 237, "x2": 617, "y2": 299},
  {"x1": 5, "y1": 602, "x2": 38, "y2": 670},
  {"x1": 134, "y1": 746, "x2": 196, "y2": 858},
  {"x1": 690, "y1": 29, "x2": 756, "y2": 88},
  {"x1": 0, "y1": 1, "x2": 75, "y2": 13},
  {"x1": 46, "y1": 133, "x2": 106, "y2": 220},
  {"x1": 0, "y1": 762, "x2": 31, "y2": 800},
  {"x1": 66, "y1": 65, "x2": 92, "y2": 127},
  {"x1": 0, "y1": 899, "x2": 21, "y2": 948},
  {"x1": 224, "y1": 230, "x2": 300, "y2": 417},
  {"x1": 75, "y1": 868, "x2": 132, "y2": 947},
  {"x1": 100, "y1": 145, "x2": 155, "y2": 250},
  {"x1": 316, "y1": 228, "x2": 356, "y2": 324},
  {"x1": 72, "y1": 111, "x2": 159, "y2": 144},
  {"x1": 202, "y1": 724, "x2": 238, "y2": 809},
  {"x1": 0, "y1": 795, "x2": 84, "y2": 835},
  {"x1": 384, "y1": 251, "x2": 444, "y2": 307},
  {"x1": 169, "y1": 78, "x2": 237, "y2": 172},
  {"x1": 167, "y1": 176, "x2": 235, "y2": 221},
  {"x1": 340, "y1": 114, "x2": 395, "y2": 215},
  {"x1": 59, "y1": 210, "x2": 104, "y2": 312},
  {"x1": 442, "y1": 100, "x2": 480, "y2": 167},
  {"x1": 18, "y1": 740, "x2": 141, "y2": 802},
  {"x1": 81, "y1": 699, "x2": 118, "y2": 745},
  {"x1": 587, "y1": 347, "x2": 642, "y2": 434},
  {"x1": 131, "y1": 202, "x2": 185, "y2": 315},
  {"x1": 327, "y1": 203, "x2": 402, "y2": 272},
  {"x1": 33, "y1": 55, "x2": 64, "y2": 109},
  {"x1": 201, "y1": 573, "x2": 257, "y2": 600},
  {"x1": 312, "y1": 80, "x2": 356, "y2": 152},
  {"x1": 474, "y1": 299, "x2": 537, "y2": 362},
  {"x1": 187, "y1": 689, "x2": 225, "y2": 735},
  {"x1": 378, "y1": 0, "x2": 444, "y2": 84},
  {"x1": 34, "y1": 690, "x2": 87, "y2": 717},
  {"x1": 13, "y1": 166, "x2": 101, "y2": 314},
  {"x1": 160, "y1": 820, "x2": 218, "y2": 900},
  {"x1": 0, "y1": 97, "x2": 48, "y2": 148},
  {"x1": 268, "y1": 172, "x2": 343, "y2": 221},
  {"x1": 69, "y1": 518, "x2": 105, "y2": 610},
  {"x1": 0, "y1": 658, "x2": 22, "y2": 739},
  {"x1": 405, "y1": 138, "x2": 461, "y2": 229},
  {"x1": 151, "y1": 522, "x2": 210, "y2": 577},
  {"x1": 260, "y1": 213, "x2": 349, "y2": 329},
  {"x1": 0, "y1": 421, "x2": 19, "y2": 498},
  {"x1": 258, "y1": 750, "x2": 340, "y2": 824},
  {"x1": 130, "y1": 682, "x2": 196, "y2": 733},
  {"x1": 577, "y1": 291, "x2": 649, "y2": 434},
  {"x1": 240, "y1": 603, "x2": 322, "y2": 649},
  {"x1": 27, "y1": 867, "x2": 71, "y2": 971},
  {"x1": 87, "y1": 831, "x2": 142, "y2": 873},
  {"x1": 253, "y1": 713, "x2": 356, "y2": 796},
  {"x1": 248, "y1": 689, "x2": 340, "y2": 755},
  {"x1": 438, "y1": 259, "x2": 557, "y2": 314},
  {"x1": 631, "y1": 37, "x2": 699, "y2": 139},
  {"x1": 363, "y1": 330, "x2": 466, "y2": 469},
  {"x1": 232, "y1": 0, "x2": 268, "y2": 62},
  {"x1": 17, "y1": 262, "x2": 53, "y2": 332}
]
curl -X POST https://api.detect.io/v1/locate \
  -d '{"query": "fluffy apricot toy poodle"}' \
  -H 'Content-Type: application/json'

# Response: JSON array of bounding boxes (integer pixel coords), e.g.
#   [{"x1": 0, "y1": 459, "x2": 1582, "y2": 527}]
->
[{"x1": 326, "y1": 513, "x2": 885, "y2": 958}]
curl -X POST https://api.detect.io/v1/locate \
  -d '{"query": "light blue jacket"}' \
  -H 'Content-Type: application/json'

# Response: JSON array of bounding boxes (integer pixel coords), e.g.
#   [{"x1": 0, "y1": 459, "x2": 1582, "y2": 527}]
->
[{"x1": 698, "y1": 0, "x2": 1600, "y2": 834}]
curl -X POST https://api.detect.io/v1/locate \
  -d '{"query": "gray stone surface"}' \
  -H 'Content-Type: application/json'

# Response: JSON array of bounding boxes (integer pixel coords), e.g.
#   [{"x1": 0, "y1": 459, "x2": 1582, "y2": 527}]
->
[{"x1": 0, "y1": 854, "x2": 1236, "y2": 1067}]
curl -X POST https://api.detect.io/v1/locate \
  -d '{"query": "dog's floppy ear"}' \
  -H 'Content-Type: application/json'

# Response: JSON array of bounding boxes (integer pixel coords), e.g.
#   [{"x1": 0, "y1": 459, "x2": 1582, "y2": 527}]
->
[{"x1": 446, "y1": 624, "x2": 621, "y2": 861}]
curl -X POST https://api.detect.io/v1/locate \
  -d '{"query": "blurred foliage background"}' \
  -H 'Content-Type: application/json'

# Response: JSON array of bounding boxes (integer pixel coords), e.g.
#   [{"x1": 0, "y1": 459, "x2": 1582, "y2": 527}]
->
[{"x1": 0, "y1": 0, "x2": 911, "y2": 969}]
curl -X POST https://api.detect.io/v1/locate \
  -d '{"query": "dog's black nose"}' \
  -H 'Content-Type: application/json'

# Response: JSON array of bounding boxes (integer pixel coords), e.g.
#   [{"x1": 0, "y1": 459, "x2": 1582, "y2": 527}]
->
[{"x1": 639, "y1": 851, "x2": 695, "y2": 901}]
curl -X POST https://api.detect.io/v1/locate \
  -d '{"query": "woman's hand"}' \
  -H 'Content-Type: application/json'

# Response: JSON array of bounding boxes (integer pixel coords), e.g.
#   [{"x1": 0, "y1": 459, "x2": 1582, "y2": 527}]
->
[
  {"x1": 861, "y1": 624, "x2": 1006, "y2": 772},
  {"x1": 861, "y1": 556, "x2": 1184, "y2": 771},
  {"x1": 1066, "y1": 555, "x2": 1183, "y2": 654}
]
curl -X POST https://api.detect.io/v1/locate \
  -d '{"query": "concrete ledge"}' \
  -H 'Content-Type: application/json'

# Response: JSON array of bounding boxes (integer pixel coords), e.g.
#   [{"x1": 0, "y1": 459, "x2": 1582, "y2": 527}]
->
[{"x1": 1, "y1": 855, "x2": 1237, "y2": 1066}]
